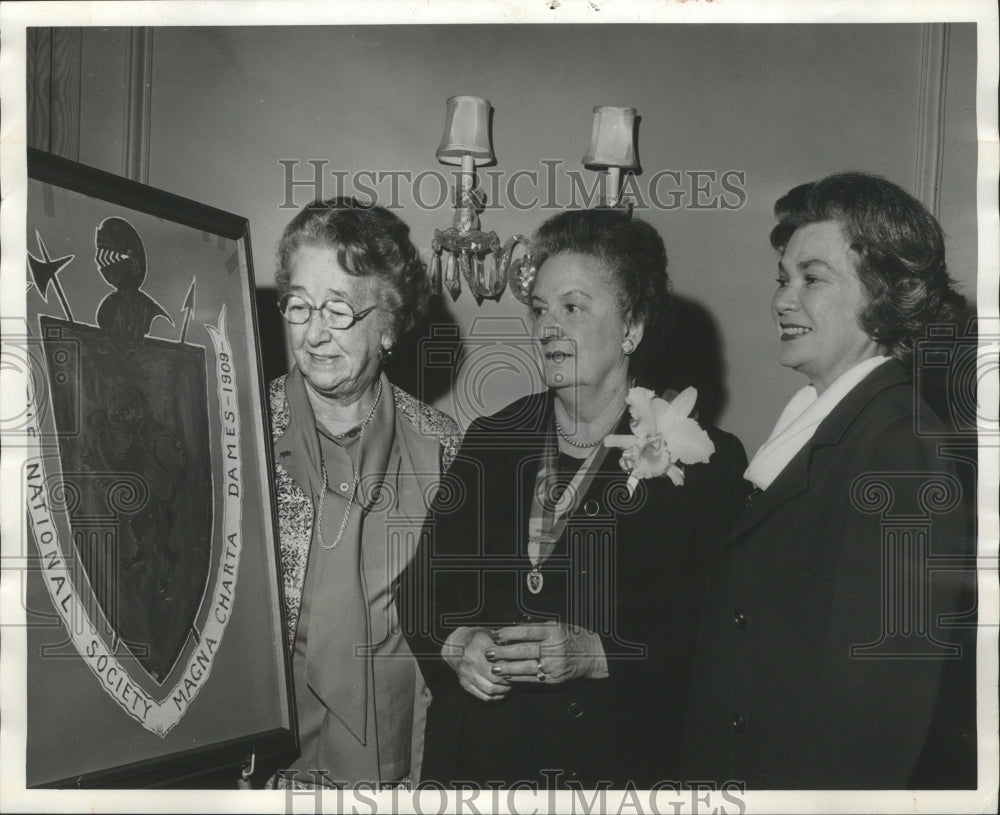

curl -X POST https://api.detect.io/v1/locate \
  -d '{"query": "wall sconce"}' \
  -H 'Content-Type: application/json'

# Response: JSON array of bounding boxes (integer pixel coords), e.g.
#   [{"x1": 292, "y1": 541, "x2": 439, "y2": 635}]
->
[
  {"x1": 429, "y1": 99, "x2": 639, "y2": 304},
  {"x1": 582, "y1": 105, "x2": 639, "y2": 209},
  {"x1": 430, "y1": 96, "x2": 533, "y2": 304}
]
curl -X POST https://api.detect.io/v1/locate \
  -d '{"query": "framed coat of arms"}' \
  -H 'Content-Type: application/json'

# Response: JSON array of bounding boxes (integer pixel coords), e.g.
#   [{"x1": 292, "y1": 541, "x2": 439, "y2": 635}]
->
[{"x1": 18, "y1": 148, "x2": 296, "y2": 787}]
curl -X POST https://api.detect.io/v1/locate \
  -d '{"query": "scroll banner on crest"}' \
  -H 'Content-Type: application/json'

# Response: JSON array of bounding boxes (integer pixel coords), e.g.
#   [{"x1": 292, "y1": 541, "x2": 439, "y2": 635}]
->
[{"x1": 24, "y1": 307, "x2": 243, "y2": 738}]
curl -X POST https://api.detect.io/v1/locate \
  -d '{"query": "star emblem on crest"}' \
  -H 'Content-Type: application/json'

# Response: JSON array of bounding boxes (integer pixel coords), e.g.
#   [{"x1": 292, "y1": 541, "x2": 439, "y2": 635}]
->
[{"x1": 27, "y1": 231, "x2": 75, "y2": 320}]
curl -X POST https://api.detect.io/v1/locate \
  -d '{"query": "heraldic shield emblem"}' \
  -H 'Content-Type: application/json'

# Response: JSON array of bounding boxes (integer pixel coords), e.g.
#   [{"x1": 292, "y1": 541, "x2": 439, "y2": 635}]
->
[
  {"x1": 39, "y1": 315, "x2": 212, "y2": 684},
  {"x1": 21, "y1": 151, "x2": 294, "y2": 787},
  {"x1": 25, "y1": 212, "x2": 242, "y2": 739}
]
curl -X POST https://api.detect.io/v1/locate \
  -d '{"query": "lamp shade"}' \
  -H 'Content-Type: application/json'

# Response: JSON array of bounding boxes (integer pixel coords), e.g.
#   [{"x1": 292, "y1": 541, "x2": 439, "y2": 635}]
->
[
  {"x1": 436, "y1": 96, "x2": 495, "y2": 165},
  {"x1": 582, "y1": 106, "x2": 639, "y2": 169}
]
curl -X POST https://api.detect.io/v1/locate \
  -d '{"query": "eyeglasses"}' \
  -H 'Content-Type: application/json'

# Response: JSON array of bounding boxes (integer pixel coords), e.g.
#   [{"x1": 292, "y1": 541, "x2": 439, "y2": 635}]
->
[{"x1": 278, "y1": 293, "x2": 377, "y2": 330}]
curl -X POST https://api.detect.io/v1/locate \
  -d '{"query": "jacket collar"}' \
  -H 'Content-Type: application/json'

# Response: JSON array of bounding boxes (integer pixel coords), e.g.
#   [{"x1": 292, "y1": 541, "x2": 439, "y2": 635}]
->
[
  {"x1": 732, "y1": 358, "x2": 911, "y2": 542},
  {"x1": 510, "y1": 390, "x2": 635, "y2": 520}
]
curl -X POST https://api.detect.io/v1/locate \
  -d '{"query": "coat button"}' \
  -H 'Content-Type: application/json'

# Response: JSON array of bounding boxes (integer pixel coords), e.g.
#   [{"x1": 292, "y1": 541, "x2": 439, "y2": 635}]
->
[
  {"x1": 567, "y1": 702, "x2": 584, "y2": 718},
  {"x1": 731, "y1": 711, "x2": 746, "y2": 733},
  {"x1": 339, "y1": 482, "x2": 350, "y2": 492},
  {"x1": 583, "y1": 499, "x2": 600, "y2": 516},
  {"x1": 733, "y1": 608, "x2": 747, "y2": 629}
]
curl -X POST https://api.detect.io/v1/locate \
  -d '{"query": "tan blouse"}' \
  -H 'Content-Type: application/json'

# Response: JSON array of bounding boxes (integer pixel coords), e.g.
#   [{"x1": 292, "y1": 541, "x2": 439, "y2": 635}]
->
[{"x1": 283, "y1": 380, "x2": 426, "y2": 785}]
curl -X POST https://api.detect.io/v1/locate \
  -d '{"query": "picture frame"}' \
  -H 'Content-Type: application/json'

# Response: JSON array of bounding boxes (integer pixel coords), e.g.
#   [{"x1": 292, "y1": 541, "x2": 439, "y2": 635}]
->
[{"x1": 18, "y1": 148, "x2": 296, "y2": 787}]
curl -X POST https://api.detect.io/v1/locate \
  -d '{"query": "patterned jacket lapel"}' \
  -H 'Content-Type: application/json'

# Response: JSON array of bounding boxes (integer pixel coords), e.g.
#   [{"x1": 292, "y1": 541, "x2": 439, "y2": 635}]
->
[{"x1": 268, "y1": 374, "x2": 463, "y2": 650}]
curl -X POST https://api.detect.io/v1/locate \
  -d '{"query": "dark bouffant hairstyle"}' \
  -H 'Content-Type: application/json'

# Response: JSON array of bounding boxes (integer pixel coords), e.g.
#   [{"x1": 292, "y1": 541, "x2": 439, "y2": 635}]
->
[
  {"x1": 530, "y1": 208, "x2": 672, "y2": 377},
  {"x1": 275, "y1": 197, "x2": 429, "y2": 340},
  {"x1": 770, "y1": 171, "x2": 965, "y2": 361}
]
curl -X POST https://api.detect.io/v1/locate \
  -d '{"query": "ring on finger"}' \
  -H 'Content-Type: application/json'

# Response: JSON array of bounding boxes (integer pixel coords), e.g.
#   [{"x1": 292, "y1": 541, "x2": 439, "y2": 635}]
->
[{"x1": 536, "y1": 659, "x2": 546, "y2": 682}]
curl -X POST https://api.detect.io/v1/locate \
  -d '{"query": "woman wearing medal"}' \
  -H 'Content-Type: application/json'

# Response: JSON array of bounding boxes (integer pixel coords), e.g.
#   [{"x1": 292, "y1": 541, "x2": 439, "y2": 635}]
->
[{"x1": 400, "y1": 208, "x2": 748, "y2": 788}]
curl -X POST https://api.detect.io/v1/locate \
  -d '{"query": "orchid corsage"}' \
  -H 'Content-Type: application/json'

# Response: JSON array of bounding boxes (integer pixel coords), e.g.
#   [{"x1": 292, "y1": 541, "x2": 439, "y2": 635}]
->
[{"x1": 603, "y1": 386, "x2": 715, "y2": 496}]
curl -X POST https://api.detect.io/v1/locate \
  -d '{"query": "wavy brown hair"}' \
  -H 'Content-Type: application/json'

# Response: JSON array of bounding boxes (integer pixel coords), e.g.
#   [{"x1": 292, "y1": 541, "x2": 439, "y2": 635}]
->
[
  {"x1": 770, "y1": 172, "x2": 965, "y2": 362},
  {"x1": 530, "y1": 208, "x2": 673, "y2": 385}
]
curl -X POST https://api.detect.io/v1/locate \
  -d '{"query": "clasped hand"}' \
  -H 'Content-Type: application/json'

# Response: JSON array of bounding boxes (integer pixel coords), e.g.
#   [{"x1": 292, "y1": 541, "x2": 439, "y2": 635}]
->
[{"x1": 444, "y1": 622, "x2": 605, "y2": 702}]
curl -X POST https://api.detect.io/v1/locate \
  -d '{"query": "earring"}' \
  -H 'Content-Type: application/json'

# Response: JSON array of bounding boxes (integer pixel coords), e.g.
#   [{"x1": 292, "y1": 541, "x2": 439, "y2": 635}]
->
[
  {"x1": 622, "y1": 338, "x2": 636, "y2": 355},
  {"x1": 381, "y1": 341, "x2": 394, "y2": 360}
]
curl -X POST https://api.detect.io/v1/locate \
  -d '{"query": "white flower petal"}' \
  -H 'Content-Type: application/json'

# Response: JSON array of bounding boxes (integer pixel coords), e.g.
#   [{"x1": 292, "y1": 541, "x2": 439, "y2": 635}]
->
[
  {"x1": 665, "y1": 418, "x2": 715, "y2": 464},
  {"x1": 670, "y1": 387, "x2": 699, "y2": 418},
  {"x1": 652, "y1": 398, "x2": 679, "y2": 435},
  {"x1": 626, "y1": 387, "x2": 658, "y2": 438},
  {"x1": 603, "y1": 433, "x2": 638, "y2": 449}
]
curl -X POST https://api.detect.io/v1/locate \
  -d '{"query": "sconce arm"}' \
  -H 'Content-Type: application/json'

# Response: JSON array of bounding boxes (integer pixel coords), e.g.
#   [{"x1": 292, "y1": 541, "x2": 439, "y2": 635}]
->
[{"x1": 498, "y1": 234, "x2": 536, "y2": 304}]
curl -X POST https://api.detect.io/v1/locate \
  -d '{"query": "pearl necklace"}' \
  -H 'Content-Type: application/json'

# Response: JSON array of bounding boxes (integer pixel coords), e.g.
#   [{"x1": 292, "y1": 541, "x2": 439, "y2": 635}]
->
[
  {"x1": 554, "y1": 416, "x2": 603, "y2": 449},
  {"x1": 316, "y1": 379, "x2": 383, "y2": 550}
]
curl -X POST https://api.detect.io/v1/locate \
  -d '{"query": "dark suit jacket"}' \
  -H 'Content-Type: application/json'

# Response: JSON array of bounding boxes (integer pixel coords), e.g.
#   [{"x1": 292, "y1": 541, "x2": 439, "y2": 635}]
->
[
  {"x1": 399, "y1": 390, "x2": 748, "y2": 788},
  {"x1": 681, "y1": 360, "x2": 977, "y2": 789}
]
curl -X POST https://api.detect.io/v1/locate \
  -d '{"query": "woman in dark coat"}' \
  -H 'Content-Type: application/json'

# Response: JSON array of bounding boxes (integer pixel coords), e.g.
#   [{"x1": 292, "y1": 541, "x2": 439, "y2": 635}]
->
[
  {"x1": 681, "y1": 172, "x2": 977, "y2": 789},
  {"x1": 399, "y1": 208, "x2": 748, "y2": 789}
]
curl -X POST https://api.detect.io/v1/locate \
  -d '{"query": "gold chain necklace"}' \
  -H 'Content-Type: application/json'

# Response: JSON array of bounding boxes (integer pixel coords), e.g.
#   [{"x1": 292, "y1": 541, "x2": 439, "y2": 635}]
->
[{"x1": 315, "y1": 379, "x2": 383, "y2": 550}]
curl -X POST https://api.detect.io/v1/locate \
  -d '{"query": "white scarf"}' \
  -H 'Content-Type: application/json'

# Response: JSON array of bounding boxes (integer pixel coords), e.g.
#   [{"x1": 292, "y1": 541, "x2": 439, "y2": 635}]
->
[{"x1": 744, "y1": 356, "x2": 892, "y2": 491}]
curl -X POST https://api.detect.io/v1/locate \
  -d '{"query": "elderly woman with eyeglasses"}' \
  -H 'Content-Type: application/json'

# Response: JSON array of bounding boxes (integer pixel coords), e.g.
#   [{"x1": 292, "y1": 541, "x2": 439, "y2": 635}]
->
[{"x1": 266, "y1": 197, "x2": 460, "y2": 788}]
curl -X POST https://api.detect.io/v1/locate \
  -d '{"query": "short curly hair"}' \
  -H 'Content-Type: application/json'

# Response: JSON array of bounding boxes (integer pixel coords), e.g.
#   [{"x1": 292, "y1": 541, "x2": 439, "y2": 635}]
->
[
  {"x1": 529, "y1": 208, "x2": 672, "y2": 379},
  {"x1": 770, "y1": 171, "x2": 965, "y2": 362},
  {"x1": 275, "y1": 197, "x2": 429, "y2": 341}
]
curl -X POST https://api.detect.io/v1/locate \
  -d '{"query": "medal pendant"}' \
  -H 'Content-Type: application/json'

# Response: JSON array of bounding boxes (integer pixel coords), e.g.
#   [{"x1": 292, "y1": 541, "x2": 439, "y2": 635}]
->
[{"x1": 527, "y1": 568, "x2": 543, "y2": 594}]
